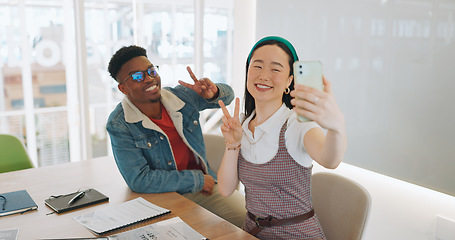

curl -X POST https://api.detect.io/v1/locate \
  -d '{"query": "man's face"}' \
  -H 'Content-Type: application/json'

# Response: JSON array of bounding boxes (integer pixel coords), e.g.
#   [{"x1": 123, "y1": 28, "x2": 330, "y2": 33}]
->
[{"x1": 117, "y1": 56, "x2": 162, "y2": 105}]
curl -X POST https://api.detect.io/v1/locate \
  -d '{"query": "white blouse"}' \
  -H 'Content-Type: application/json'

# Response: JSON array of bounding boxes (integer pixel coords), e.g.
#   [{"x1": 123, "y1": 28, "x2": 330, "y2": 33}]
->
[{"x1": 240, "y1": 104, "x2": 321, "y2": 167}]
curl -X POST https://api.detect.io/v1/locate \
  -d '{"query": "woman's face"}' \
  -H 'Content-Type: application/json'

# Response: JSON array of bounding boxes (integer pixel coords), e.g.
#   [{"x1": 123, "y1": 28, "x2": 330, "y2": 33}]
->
[{"x1": 247, "y1": 44, "x2": 293, "y2": 106}]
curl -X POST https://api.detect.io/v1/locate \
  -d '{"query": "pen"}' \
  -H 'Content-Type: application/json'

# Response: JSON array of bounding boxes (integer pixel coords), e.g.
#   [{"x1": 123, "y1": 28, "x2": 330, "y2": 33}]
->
[{"x1": 68, "y1": 191, "x2": 85, "y2": 205}]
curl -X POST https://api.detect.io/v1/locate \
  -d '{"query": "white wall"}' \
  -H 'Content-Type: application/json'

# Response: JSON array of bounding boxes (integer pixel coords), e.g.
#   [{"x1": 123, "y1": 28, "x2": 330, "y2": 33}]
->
[
  {"x1": 254, "y1": 0, "x2": 455, "y2": 197},
  {"x1": 231, "y1": 0, "x2": 455, "y2": 239}
]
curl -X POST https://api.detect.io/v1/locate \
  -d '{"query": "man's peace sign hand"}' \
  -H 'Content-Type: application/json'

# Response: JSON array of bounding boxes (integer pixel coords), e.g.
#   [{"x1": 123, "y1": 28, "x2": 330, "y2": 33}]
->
[{"x1": 178, "y1": 66, "x2": 219, "y2": 100}]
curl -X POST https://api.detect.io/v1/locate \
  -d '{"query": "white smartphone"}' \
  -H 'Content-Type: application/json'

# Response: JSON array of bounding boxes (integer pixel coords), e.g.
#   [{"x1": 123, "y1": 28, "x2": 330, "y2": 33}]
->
[{"x1": 293, "y1": 61, "x2": 324, "y2": 122}]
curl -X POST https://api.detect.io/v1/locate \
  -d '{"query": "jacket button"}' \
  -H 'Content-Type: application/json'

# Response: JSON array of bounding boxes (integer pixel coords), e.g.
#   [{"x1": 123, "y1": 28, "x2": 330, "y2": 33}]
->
[
  {"x1": 167, "y1": 161, "x2": 173, "y2": 165},
  {"x1": 193, "y1": 120, "x2": 198, "y2": 125},
  {"x1": 160, "y1": 136, "x2": 164, "y2": 140},
  {"x1": 147, "y1": 142, "x2": 151, "y2": 147}
]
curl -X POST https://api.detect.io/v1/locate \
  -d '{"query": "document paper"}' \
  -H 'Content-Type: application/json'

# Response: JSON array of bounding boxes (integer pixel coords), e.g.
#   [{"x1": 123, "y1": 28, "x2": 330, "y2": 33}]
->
[
  {"x1": 74, "y1": 197, "x2": 170, "y2": 234},
  {"x1": 108, "y1": 217, "x2": 206, "y2": 240},
  {"x1": 0, "y1": 228, "x2": 19, "y2": 240}
]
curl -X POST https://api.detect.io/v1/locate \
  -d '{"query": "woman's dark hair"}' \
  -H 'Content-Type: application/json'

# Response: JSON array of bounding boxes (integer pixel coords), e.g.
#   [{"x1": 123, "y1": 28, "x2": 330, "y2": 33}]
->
[
  {"x1": 108, "y1": 45, "x2": 147, "y2": 82},
  {"x1": 244, "y1": 40, "x2": 297, "y2": 120}
]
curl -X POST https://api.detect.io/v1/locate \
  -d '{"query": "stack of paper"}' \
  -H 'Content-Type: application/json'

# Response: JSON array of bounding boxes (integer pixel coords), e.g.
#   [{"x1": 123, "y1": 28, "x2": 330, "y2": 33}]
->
[
  {"x1": 74, "y1": 197, "x2": 170, "y2": 235},
  {"x1": 109, "y1": 217, "x2": 206, "y2": 240}
]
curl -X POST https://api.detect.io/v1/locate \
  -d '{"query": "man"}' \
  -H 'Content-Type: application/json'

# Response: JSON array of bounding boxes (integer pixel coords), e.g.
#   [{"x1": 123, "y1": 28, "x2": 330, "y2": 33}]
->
[{"x1": 106, "y1": 45, "x2": 245, "y2": 227}]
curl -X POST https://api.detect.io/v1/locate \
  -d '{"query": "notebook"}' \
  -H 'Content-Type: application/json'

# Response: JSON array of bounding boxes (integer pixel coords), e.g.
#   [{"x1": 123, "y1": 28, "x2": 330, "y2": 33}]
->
[
  {"x1": 44, "y1": 188, "x2": 109, "y2": 213},
  {"x1": 74, "y1": 197, "x2": 171, "y2": 235},
  {"x1": 0, "y1": 190, "x2": 38, "y2": 217}
]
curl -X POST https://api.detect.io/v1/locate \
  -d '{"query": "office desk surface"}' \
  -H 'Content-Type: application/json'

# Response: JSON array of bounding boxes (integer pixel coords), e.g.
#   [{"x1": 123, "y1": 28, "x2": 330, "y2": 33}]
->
[{"x1": 0, "y1": 156, "x2": 256, "y2": 240}]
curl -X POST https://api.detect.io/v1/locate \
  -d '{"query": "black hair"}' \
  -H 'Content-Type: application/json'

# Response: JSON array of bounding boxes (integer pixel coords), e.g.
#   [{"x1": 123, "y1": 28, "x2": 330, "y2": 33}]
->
[
  {"x1": 244, "y1": 40, "x2": 297, "y2": 120},
  {"x1": 108, "y1": 45, "x2": 147, "y2": 82}
]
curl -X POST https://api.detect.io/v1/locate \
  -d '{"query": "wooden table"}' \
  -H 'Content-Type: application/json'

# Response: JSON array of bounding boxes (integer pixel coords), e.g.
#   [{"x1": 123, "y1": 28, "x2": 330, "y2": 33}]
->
[{"x1": 0, "y1": 156, "x2": 256, "y2": 239}]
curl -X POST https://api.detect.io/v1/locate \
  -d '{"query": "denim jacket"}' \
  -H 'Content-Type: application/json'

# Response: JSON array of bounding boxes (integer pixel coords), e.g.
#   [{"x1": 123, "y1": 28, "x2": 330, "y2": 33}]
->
[{"x1": 106, "y1": 84, "x2": 234, "y2": 194}]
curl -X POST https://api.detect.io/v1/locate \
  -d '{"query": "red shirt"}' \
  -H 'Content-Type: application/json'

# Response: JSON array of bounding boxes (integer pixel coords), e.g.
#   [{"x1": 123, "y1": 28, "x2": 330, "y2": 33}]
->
[{"x1": 150, "y1": 104, "x2": 202, "y2": 171}]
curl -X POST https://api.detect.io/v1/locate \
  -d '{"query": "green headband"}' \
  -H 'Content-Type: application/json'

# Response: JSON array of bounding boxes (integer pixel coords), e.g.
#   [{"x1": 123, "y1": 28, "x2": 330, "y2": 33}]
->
[{"x1": 247, "y1": 36, "x2": 299, "y2": 64}]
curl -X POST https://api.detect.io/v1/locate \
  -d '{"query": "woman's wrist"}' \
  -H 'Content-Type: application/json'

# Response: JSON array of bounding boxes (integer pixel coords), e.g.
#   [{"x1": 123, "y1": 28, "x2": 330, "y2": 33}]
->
[{"x1": 225, "y1": 140, "x2": 241, "y2": 151}]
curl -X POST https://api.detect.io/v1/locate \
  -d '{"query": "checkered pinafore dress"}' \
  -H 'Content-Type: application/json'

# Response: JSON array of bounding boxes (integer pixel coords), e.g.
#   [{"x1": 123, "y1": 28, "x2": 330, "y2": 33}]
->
[{"x1": 238, "y1": 120, "x2": 326, "y2": 240}]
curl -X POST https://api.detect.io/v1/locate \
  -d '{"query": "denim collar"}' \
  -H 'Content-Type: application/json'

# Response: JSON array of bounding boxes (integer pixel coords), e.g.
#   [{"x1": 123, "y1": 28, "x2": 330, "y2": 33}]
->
[{"x1": 122, "y1": 89, "x2": 185, "y2": 131}]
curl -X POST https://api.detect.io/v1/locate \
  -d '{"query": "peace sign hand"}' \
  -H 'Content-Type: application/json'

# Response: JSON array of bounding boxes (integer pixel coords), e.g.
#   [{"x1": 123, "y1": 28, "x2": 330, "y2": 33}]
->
[
  {"x1": 218, "y1": 98, "x2": 242, "y2": 147},
  {"x1": 178, "y1": 66, "x2": 219, "y2": 99}
]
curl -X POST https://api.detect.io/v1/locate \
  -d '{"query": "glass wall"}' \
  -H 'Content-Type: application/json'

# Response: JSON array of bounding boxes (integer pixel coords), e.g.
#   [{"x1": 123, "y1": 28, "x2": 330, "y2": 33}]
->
[
  {"x1": 83, "y1": 1, "x2": 135, "y2": 158},
  {"x1": 0, "y1": 0, "x2": 234, "y2": 166},
  {"x1": 0, "y1": 0, "x2": 71, "y2": 166}
]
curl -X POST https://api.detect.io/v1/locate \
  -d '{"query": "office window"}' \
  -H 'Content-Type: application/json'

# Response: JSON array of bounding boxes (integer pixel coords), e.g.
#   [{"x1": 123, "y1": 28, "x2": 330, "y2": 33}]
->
[
  {"x1": 40, "y1": 85, "x2": 66, "y2": 94},
  {"x1": 0, "y1": 4, "x2": 23, "y2": 143},
  {"x1": 83, "y1": 0, "x2": 233, "y2": 158},
  {"x1": 141, "y1": 2, "x2": 196, "y2": 87},
  {"x1": 0, "y1": 0, "x2": 235, "y2": 167},
  {"x1": 0, "y1": 0, "x2": 70, "y2": 166},
  {"x1": 203, "y1": 9, "x2": 231, "y2": 84}
]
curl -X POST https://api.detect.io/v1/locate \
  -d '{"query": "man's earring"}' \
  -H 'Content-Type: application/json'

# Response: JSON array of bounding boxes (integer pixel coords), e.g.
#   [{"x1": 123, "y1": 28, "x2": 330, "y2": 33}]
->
[{"x1": 284, "y1": 87, "x2": 290, "y2": 94}]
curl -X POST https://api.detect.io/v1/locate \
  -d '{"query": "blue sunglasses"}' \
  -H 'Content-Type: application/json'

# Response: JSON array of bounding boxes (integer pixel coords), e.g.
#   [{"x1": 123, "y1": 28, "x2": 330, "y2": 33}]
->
[{"x1": 120, "y1": 66, "x2": 159, "y2": 84}]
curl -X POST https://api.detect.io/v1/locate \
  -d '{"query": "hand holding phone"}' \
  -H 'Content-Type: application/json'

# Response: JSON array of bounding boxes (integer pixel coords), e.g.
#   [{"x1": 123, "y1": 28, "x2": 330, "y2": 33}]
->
[{"x1": 293, "y1": 61, "x2": 324, "y2": 121}]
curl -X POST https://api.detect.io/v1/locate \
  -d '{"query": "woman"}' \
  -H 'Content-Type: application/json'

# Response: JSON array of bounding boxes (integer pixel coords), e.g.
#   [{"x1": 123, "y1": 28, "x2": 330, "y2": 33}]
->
[{"x1": 217, "y1": 36, "x2": 347, "y2": 239}]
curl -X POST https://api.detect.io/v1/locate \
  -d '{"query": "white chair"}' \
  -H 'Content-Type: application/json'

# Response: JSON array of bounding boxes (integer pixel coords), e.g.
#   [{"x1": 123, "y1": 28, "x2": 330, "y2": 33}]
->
[
  {"x1": 203, "y1": 133, "x2": 226, "y2": 172},
  {"x1": 311, "y1": 172, "x2": 371, "y2": 240}
]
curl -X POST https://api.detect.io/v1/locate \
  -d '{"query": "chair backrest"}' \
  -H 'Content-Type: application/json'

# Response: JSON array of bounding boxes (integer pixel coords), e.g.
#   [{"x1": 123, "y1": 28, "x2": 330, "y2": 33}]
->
[
  {"x1": 203, "y1": 133, "x2": 225, "y2": 173},
  {"x1": 311, "y1": 172, "x2": 371, "y2": 240},
  {"x1": 0, "y1": 134, "x2": 34, "y2": 173}
]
